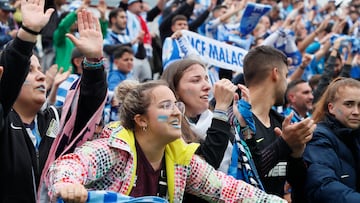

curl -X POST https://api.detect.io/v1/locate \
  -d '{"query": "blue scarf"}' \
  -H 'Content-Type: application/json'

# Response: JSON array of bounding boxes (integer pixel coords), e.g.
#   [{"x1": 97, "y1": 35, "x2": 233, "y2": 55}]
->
[
  {"x1": 228, "y1": 99, "x2": 264, "y2": 190},
  {"x1": 57, "y1": 191, "x2": 168, "y2": 203}
]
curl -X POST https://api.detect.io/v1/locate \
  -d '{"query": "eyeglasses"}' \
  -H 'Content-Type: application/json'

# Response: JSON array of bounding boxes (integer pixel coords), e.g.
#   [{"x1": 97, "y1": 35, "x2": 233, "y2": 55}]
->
[{"x1": 159, "y1": 101, "x2": 185, "y2": 114}]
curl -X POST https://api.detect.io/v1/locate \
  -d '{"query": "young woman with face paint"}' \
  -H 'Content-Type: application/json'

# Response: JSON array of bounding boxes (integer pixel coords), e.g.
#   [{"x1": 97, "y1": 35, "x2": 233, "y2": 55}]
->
[
  {"x1": 303, "y1": 77, "x2": 360, "y2": 202},
  {"x1": 46, "y1": 79, "x2": 286, "y2": 203}
]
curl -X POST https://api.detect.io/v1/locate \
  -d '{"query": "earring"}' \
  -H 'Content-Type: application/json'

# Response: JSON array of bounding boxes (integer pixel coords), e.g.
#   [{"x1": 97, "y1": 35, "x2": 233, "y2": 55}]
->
[{"x1": 142, "y1": 126, "x2": 147, "y2": 132}]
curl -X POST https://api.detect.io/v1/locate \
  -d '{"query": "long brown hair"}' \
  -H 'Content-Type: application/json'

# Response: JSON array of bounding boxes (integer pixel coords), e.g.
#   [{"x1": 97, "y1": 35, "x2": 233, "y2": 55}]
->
[
  {"x1": 161, "y1": 59, "x2": 206, "y2": 143},
  {"x1": 312, "y1": 77, "x2": 360, "y2": 123}
]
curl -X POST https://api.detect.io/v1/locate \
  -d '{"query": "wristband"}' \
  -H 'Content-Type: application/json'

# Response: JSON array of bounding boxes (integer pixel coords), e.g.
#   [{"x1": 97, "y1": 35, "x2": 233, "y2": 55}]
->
[
  {"x1": 213, "y1": 109, "x2": 228, "y2": 115},
  {"x1": 86, "y1": 57, "x2": 104, "y2": 62},
  {"x1": 21, "y1": 25, "x2": 41, "y2": 35},
  {"x1": 213, "y1": 109, "x2": 228, "y2": 122},
  {"x1": 83, "y1": 57, "x2": 104, "y2": 69}
]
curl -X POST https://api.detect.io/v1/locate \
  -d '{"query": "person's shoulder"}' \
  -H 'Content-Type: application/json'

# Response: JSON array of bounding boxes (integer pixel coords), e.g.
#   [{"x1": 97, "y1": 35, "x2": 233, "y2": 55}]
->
[
  {"x1": 270, "y1": 108, "x2": 285, "y2": 123},
  {"x1": 309, "y1": 122, "x2": 340, "y2": 147}
]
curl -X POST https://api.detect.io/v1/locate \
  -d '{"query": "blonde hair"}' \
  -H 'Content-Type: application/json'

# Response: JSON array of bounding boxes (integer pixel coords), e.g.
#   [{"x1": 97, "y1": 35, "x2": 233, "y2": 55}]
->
[{"x1": 312, "y1": 77, "x2": 360, "y2": 123}]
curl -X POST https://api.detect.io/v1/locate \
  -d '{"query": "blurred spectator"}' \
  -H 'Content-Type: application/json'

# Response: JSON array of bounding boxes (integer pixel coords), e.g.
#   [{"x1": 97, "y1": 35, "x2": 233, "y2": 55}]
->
[
  {"x1": 40, "y1": 0, "x2": 67, "y2": 71},
  {"x1": 9, "y1": 0, "x2": 21, "y2": 25},
  {"x1": 0, "y1": 0, "x2": 17, "y2": 50},
  {"x1": 308, "y1": 74, "x2": 321, "y2": 90},
  {"x1": 108, "y1": 46, "x2": 135, "y2": 92},
  {"x1": 283, "y1": 79, "x2": 314, "y2": 123},
  {"x1": 160, "y1": 0, "x2": 217, "y2": 51},
  {"x1": 312, "y1": 37, "x2": 354, "y2": 104},
  {"x1": 125, "y1": 0, "x2": 152, "y2": 82},
  {"x1": 103, "y1": 7, "x2": 145, "y2": 72},
  {"x1": 278, "y1": 0, "x2": 293, "y2": 20},
  {"x1": 159, "y1": 0, "x2": 195, "y2": 43},
  {"x1": 104, "y1": 46, "x2": 135, "y2": 124},
  {"x1": 267, "y1": 4, "x2": 281, "y2": 25}
]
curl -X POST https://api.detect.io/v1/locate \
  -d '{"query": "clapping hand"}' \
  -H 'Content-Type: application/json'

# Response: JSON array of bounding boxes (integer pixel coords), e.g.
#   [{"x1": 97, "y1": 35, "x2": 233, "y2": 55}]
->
[{"x1": 275, "y1": 114, "x2": 316, "y2": 157}]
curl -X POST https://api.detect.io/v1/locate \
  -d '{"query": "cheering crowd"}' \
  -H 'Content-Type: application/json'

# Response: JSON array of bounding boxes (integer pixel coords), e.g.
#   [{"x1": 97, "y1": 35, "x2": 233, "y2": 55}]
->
[{"x1": 0, "y1": 0, "x2": 360, "y2": 202}]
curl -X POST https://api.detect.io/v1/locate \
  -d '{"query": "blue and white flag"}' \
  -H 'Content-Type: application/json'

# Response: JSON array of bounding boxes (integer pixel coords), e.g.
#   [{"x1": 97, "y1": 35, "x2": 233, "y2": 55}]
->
[
  {"x1": 196, "y1": 0, "x2": 211, "y2": 7},
  {"x1": 58, "y1": 191, "x2": 168, "y2": 203},
  {"x1": 162, "y1": 30, "x2": 248, "y2": 72},
  {"x1": 262, "y1": 28, "x2": 302, "y2": 66},
  {"x1": 239, "y1": 3, "x2": 272, "y2": 36},
  {"x1": 162, "y1": 37, "x2": 183, "y2": 69},
  {"x1": 330, "y1": 34, "x2": 360, "y2": 54}
]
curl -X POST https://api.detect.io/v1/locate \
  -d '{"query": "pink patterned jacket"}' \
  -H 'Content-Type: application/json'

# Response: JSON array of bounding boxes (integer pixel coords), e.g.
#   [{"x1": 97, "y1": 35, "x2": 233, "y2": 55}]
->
[{"x1": 47, "y1": 122, "x2": 286, "y2": 203}]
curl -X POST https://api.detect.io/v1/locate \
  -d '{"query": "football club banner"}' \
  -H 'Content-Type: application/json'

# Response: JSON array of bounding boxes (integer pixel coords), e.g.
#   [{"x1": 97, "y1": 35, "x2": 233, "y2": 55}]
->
[
  {"x1": 162, "y1": 30, "x2": 248, "y2": 72},
  {"x1": 239, "y1": 3, "x2": 272, "y2": 36}
]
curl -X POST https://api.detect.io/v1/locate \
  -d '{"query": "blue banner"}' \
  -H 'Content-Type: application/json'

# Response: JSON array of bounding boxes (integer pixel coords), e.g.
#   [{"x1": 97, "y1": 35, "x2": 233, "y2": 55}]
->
[{"x1": 239, "y1": 3, "x2": 272, "y2": 36}]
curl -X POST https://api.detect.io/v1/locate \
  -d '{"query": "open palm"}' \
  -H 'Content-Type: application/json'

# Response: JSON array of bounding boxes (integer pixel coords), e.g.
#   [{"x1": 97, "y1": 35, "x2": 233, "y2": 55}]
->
[
  {"x1": 21, "y1": 0, "x2": 54, "y2": 31},
  {"x1": 66, "y1": 11, "x2": 103, "y2": 59}
]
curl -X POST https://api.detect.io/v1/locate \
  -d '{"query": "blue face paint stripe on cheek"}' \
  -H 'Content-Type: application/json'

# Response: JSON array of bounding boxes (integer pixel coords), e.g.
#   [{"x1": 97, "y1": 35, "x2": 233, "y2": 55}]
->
[
  {"x1": 336, "y1": 108, "x2": 343, "y2": 115},
  {"x1": 23, "y1": 80, "x2": 31, "y2": 85},
  {"x1": 157, "y1": 115, "x2": 169, "y2": 122}
]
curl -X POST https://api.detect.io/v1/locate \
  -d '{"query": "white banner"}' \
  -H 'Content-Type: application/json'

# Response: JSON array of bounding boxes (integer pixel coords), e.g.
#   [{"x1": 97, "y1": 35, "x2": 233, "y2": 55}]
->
[{"x1": 178, "y1": 30, "x2": 248, "y2": 72}]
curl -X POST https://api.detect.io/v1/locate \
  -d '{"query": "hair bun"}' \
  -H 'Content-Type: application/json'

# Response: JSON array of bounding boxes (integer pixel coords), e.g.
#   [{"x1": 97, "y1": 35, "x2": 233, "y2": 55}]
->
[{"x1": 114, "y1": 80, "x2": 140, "y2": 103}]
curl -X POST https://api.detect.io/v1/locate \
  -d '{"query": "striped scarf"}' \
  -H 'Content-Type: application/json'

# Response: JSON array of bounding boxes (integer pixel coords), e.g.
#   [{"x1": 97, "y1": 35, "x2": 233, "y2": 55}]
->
[{"x1": 228, "y1": 120, "x2": 264, "y2": 190}]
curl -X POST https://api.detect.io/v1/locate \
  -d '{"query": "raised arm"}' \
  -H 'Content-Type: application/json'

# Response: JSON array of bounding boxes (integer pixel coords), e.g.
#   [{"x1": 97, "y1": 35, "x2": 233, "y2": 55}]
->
[
  {"x1": 297, "y1": 19, "x2": 329, "y2": 53},
  {"x1": 0, "y1": 0, "x2": 53, "y2": 115},
  {"x1": 64, "y1": 9, "x2": 107, "y2": 141},
  {"x1": 195, "y1": 79, "x2": 238, "y2": 169},
  {"x1": 313, "y1": 37, "x2": 343, "y2": 103}
]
